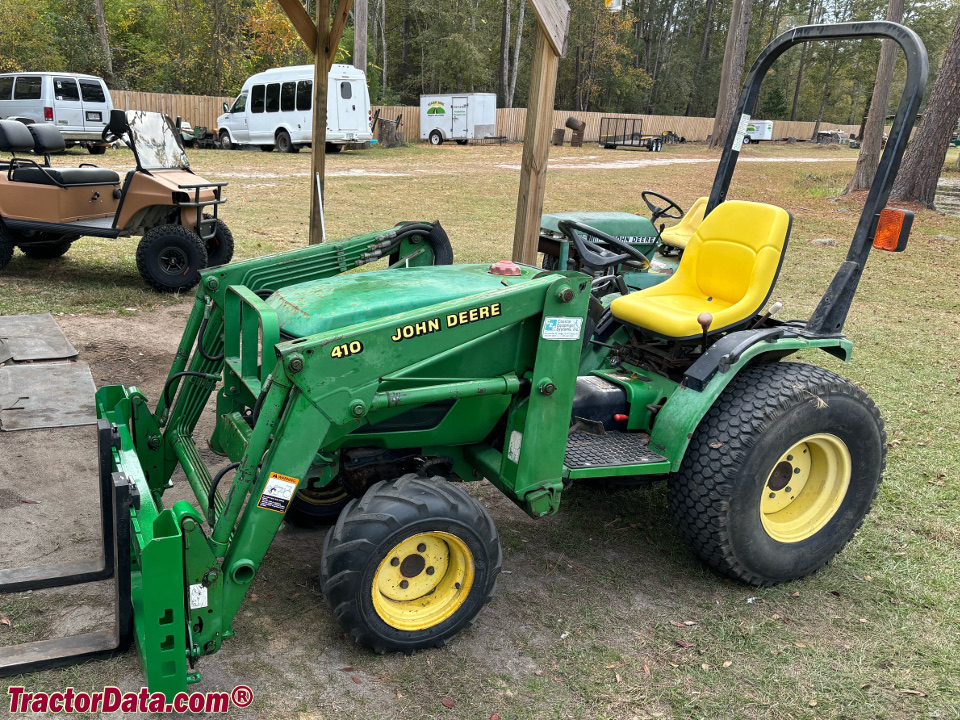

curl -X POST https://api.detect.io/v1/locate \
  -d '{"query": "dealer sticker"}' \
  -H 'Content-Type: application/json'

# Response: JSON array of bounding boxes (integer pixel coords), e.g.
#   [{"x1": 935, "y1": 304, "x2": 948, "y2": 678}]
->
[
  {"x1": 256, "y1": 472, "x2": 300, "y2": 513},
  {"x1": 541, "y1": 317, "x2": 583, "y2": 341},
  {"x1": 732, "y1": 113, "x2": 751, "y2": 152},
  {"x1": 189, "y1": 583, "x2": 208, "y2": 610}
]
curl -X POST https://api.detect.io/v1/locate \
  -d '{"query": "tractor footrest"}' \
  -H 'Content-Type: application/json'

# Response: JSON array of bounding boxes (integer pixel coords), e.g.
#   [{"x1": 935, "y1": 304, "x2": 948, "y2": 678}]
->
[{"x1": 564, "y1": 430, "x2": 666, "y2": 469}]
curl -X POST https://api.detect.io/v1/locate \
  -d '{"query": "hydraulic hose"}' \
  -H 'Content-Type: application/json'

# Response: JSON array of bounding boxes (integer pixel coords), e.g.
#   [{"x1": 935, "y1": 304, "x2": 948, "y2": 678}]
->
[
  {"x1": 208, "y1": 462, "x2": 241, "y2": 527},
  {"x1": 162, "y1": 371, "x2": 220, "y2": 408}
]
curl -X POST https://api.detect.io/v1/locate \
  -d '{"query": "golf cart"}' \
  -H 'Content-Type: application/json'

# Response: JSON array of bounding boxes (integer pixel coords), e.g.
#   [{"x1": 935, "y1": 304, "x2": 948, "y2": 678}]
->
[{"x1": 0, "y1": 109, "x2": 233, "y2": 292}]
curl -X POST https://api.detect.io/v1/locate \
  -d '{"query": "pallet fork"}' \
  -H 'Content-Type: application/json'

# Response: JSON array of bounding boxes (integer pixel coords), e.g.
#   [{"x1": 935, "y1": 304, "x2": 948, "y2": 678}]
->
[{"x1": 0, "y1": 420, "x2": 135, "y2": 676}]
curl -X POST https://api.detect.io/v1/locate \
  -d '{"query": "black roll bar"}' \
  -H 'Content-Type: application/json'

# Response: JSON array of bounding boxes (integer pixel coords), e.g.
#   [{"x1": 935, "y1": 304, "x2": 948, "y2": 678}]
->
[{"x1": 707, "y1": 21, "x2": 928, "y2": 336}]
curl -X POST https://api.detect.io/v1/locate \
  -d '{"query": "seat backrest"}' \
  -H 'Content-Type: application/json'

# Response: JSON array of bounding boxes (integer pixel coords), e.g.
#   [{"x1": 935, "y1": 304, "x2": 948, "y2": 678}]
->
[
  {"x1": 0, "y1": 120, "x2": 35, "y2": 153},
  {"x1": 682, "y1": 200, "x2": 791, "y2": 306},
  {"x1": 27, "y1": 123, "x2": 65, "y2": 154},
  {"x1": 672, "y1": 196, "x2": 708, "y2": 235}
]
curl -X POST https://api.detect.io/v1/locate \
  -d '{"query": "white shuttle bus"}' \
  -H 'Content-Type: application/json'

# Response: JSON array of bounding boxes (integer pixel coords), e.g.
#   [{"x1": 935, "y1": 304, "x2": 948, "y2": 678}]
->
[{"x1": 216, "y1": 64, "x2": 373, "y2": 152}]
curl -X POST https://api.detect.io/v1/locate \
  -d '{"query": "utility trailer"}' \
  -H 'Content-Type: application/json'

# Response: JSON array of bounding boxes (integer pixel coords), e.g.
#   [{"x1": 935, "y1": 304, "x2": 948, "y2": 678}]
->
[
  {"x1": 599, "y1": 117, "x2": 664, "y2": 152},
  {"x1": 420, "y1": 93, "x2": 497, "y2": 146}
]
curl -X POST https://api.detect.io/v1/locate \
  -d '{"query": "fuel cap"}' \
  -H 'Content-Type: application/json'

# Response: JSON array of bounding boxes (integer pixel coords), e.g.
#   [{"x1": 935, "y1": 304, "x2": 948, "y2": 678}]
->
[{"x1": 489, "y1": 260, "x2": 521, "y2": 276}]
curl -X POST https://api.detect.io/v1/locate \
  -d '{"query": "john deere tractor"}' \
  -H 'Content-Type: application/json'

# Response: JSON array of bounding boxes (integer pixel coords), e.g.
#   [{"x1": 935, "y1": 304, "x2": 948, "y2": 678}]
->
[{"x1": 0, "y1": 22, "x2": 926, "y2": 699}]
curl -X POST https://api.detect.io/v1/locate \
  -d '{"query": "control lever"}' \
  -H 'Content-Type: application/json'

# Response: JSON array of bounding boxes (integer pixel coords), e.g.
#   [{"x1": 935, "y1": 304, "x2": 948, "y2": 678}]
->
[
  {"x1": 697, "y1": 312, "x2": 713, "y2": 354},
  {"x1": 750, "y1": 301, "x2": 783, "y2": 329}
]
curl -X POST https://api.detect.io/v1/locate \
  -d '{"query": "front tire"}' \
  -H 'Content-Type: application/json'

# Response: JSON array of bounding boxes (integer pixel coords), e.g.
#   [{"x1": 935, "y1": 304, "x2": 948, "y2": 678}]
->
[
  {"x1": 669, "y1": 362, "x2": 885, "y2": 586},
  {"x1": 88, "y1": 145, "x2": 107, "y2": 155},
  {"x1": 201, "y1": 214, "x2": 235, "y2": 267},
  {"x1": 321, "y1": 475, "x2": 501, "y2": 653},
  {"x1": 429, "y1": 130, "x2": 444, "y2": 146},
  {"x1": 219, "y1": 131, "x2": 233, "y2": 150},
  {"x1": 0, "y1": 225, "x2": 13, "y2": 271},
  {"x1": 136, "y1": 224, "x2": 208, "y2": 293}
]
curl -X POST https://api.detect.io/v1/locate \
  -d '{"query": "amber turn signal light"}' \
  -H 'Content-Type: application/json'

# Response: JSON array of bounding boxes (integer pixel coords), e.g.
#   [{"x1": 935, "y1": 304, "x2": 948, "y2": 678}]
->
[{"x1": 872, "y1": 208, "x2": 914, "y2": 252}]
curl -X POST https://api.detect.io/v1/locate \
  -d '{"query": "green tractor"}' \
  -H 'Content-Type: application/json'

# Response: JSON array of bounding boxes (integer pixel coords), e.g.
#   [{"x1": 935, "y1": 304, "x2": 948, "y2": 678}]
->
[{"x1": 0, "y1": 22, "x2": 927, "y2": 698}]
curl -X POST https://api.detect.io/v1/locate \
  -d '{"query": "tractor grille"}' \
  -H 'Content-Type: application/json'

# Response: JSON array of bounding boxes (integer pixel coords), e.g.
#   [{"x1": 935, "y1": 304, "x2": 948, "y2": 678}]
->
[{"x1": 564, "y1": 430, "x2": 667, "y2": 469}]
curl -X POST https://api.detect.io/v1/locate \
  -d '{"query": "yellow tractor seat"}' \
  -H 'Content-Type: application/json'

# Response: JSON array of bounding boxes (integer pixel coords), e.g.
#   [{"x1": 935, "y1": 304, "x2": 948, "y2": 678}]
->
[
  {"x1": 610, "y1": 200, "x2": 791, "y2": 340},
  {"x1": 659, "y1": 196, "x2": 708, "y2": 250}
]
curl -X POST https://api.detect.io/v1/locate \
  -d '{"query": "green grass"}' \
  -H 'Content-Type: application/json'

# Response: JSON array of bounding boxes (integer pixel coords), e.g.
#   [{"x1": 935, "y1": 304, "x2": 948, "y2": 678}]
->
[{"x1": 2, "y1": 141, "x2": 960, "y2": 718}]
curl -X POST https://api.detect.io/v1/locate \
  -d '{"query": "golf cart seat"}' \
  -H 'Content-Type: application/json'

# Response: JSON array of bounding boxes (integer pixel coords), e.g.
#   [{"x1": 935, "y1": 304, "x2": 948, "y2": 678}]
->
[
  {"x1": 610, "y1": 200, "x2": 791, "y2": 340},
  {"x1": 659, "y1": 196, "x2": 708, "y2": 250},
  {"x1": 0, "y1": 120, "x2": 120, "y2": 186}
]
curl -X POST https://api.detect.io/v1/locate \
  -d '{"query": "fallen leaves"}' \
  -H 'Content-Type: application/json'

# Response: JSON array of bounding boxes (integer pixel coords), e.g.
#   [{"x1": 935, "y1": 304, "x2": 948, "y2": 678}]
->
[
  {"x1": 669, "y1": 620, "x2": 697, "y2": 628},
  {"x1": 900, "y1": 689, "x2": 927, "y2": 697},
  {"x1": 676, "y1": 640, "x2": 694, "y2": 648},
  {"x1": 351, "y1": 677, "x2": 361, "y2": 685},
  {"x1": 0, "y1": 617, "x2": 10, "y2": 627},
  {"x1": 441, "y1": 697, "x2": 455, "y2": 709},
  {"x1": 794, "y1": 642, "x2": 807, "y2": 648},
  {"x1": 20, "y1": 499, "x2": 40, "y2": 504},
  {"x1": 722, "y1": 660, "x2": 733, "y2": 668}
]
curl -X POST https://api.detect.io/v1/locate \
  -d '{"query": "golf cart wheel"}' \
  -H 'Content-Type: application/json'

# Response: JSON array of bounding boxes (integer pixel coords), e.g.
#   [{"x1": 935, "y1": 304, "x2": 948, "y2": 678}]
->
[
  {"x1": 285, "y1": 482, "x2": 351, "y2": 528},
  {"x1": 201, "y1": 214, "x2": 235, "y2": 267},
  {"x1": 277, "y1": 130, "x2": 298, "y2": 153},
  {"x1": 88, "y1": 145, "x2": 107, "y2": 155},
  {"x1": 429, "y1": 130, "x2": 444, "y2": 146},
  {"x1": 20, "y1": 239, "x2": 73, "y2": 259},
  {"x1": 0, "y1": 224, "x2": 13, "y2": 271},
  {"x1": 321, "y1": 474, "x2": 501, "y2": 653},
  {"x1": 218, "y1": 131, "x2": 233, "y2": 150},
  {"x1": 136, "y1": 224, "x2": 208, "y2": 293},
  {"x1": 669, "y1": 361, "x2": 885, "y2": 586}
]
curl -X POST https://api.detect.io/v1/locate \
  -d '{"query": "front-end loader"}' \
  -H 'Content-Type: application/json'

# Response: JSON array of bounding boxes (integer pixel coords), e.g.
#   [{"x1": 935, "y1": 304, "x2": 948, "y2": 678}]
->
[{"x1": 0, "y1": 21, "x2": 927, "y2": 700}]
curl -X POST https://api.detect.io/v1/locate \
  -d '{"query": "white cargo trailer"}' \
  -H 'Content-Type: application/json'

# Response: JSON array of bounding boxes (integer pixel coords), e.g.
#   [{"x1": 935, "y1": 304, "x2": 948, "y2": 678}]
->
[
  {"x1": 742, "y1": 119, "x2": 774, "y2": 144},
  {"x1": 420, "y1": 93, "x2": 497, "y2": 145}
]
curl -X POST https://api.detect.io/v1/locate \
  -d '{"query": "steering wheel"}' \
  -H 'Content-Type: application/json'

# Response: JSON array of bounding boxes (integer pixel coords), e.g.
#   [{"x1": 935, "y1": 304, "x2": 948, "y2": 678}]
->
[
  {"x1": 556, "y1": 219, "x2": 650, "y2": 271},
  {"x1": 641, "y1": 191, "x2": 684, "y2": 223}
]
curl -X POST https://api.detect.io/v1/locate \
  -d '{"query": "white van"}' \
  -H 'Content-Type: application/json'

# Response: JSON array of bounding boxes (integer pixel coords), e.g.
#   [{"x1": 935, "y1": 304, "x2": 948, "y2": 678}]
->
[
  {"x1": 216, "y1": 64, "x2": 373, "y2": 152},
  {"x1": 0, "y1": 72, "x2": 113, "y2": 154}
]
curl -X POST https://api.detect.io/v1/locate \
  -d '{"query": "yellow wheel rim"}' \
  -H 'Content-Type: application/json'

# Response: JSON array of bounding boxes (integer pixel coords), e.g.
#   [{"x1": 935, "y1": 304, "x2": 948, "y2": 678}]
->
[
  {"x1": 372, "y1": 531, "x2": 475, "y2": 631},
  {"x1": 759, "y1": 433, "x2": 851, "y2": 543}
]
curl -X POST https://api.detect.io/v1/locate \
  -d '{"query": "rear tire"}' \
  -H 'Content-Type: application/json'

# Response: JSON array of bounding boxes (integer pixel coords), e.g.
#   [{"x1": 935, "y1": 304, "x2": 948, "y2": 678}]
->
[
  {"x1": 0, "y1": 225, "x2": 13, "y2": 271},
  {"x1": 321, "y1": 475, "x2": 501, "y2": 653},
  {"x1": 285, "y1": 482, "x2": 351, "y2": 528},
  {"x1": 201, "y1": 214, "x2": 234, "y2": 267},
  {"x1": 136, "y1": 224, "x2": 207, "y2": 293},
  {"x1": 669, "y1": 362, "x2": 885, "y2": 586},
  {"x1": 277, "y1": 130, "x2": 297, "y2": 153},
  {"x1": 20, "y1": 240, "x2": 73, "y2": 259}
]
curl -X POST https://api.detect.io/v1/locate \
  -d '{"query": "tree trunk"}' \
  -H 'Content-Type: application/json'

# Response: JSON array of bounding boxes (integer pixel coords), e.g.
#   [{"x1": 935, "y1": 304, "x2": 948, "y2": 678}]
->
[
  {"x1": 507, "y1": 0, "x2": 525, "y2": 108},
  {"x1": 686, "y1": 0, "x2": 716, "y2": 115},
  {"x1": 843, "y1": 0, "x2": 903, "y2": 194},
  {"x1": 498, "y1": 0, "x2": 511, "y2": 106},
  {"x1": 709, "y1": 0, "x2": 753, "y2": 149},
  {"x1": 890, "y1": 12, "x2": 960, "y2": 207},
  {"x1": 811, "y1": 43, "x2": 839, "y2": 140},
  {"x1": 379, "y1": 0, "x2": 387, "y2": 92},
  {"x1": 91, "y1": 0, "x2": 113, "y2": 86},
  {"x1": 790, "y1": 0, "x2": 818, "y2": 121},
  {"x1": 354, "y1": 0, "x2": 368, "y2": 75}
]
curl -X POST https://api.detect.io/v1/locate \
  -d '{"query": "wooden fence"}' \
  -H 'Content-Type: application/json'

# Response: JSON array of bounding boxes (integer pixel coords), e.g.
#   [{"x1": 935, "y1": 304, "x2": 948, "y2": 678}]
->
[{"x1": 110, "y1": 90, "x2": 860, "y2": 144}]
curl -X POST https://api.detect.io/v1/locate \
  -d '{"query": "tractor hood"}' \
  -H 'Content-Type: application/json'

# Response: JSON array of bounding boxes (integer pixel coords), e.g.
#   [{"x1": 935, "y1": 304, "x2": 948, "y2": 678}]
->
[
  {"x1": 540, "y1": 212, "x2": 658, "y2": 241},
  {"x1": 267, "y1": 263, "x2": 541, "y2": 339}
]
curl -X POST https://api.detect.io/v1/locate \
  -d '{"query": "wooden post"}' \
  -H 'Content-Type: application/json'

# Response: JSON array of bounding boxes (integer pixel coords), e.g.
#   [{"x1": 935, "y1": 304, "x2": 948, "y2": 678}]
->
[
  {"x1": 309, "y1": 0, "x2": 331, "y2": 245},
  {"x1": 511, "y1": 26, "x2": 560, "y2": 265}
]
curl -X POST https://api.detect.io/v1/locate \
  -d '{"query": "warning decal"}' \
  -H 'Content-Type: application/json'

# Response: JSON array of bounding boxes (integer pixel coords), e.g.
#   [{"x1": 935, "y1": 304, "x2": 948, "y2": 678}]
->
[{"x1": 256, "y1": 472, "x2": 300, "y2": 513}]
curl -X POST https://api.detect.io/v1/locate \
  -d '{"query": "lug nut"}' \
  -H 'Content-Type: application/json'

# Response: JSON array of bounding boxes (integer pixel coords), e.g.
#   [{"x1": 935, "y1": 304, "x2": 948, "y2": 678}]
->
[
  {"x1": 426, "y1": 567, "x2": 435, "y2": 575},
  {"x1": 390, "y1": 557, "x2": 399, "y2": 567},
  {"x1": 417, "y1": 543, "x2": 426, "y2": 552},
  {"x1": 787, "y1": 455, "x2": 793, "y2": 461},
  {"x1": 769, "y1": 492, "x2": 776, "y2": 498},
  {"x1": 785, "y1": 486, "x2": 792, "y2": 493},
  {"x1": 794, "y1": 467, "x2": 801, "y2": 474},
  {"x1": 400, "y1": 580, "x2": 409, "y2": 589}
]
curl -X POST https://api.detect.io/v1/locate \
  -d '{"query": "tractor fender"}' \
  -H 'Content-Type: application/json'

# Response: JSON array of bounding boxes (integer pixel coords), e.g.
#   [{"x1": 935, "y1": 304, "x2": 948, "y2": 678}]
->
[{"x1": 648, "y1": 330, "x2": 853, "y2": 472}]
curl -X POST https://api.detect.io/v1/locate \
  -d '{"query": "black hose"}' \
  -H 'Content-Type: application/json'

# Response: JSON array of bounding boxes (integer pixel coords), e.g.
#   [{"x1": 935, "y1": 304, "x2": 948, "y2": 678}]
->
[
  {"x1": 162, "y1": 371, "x2": 219, "y2": 407},
  {"x1": 208, "y1": 462, "x2": 240, "y2": 527},
  {"x1": 196, "y1": 314, "x2": 224, "y2": 363},
  {"x1": 251, "y1": 378, "x2": 271, "y2": 424},
  {"x1": 253, "y1": 289, "x2": 276, "y2": 300}
]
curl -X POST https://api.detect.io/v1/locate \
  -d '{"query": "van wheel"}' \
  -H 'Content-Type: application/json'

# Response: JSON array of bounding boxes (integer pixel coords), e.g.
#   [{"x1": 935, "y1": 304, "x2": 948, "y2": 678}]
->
[
  {"x1": 219, "y1": 131, "x2": 233, "y2": 150},
  {"x1": 136, "y1": 224, "x2": 207, "y2": 293},
  {"x1": 20, "y1": 239, "x2": 73, "y2": 259},
  {"x1": 0, "y1": 225, "x2": 13, "y2": 271},
  {"x1": 277, "y1": 130, "x2": 298, "y2": 154},
  {"x1": 88, "y1": 145, "x2": 107, "y2": 155},
  {"x1": 201, "y1": 214, "x2": 235, "y2": 267},
  {"x1": 325, "y1": 142, "x2": 343, "y2": 154},
  {"x1": 429, "y1": 130, "x2": 444, "y2": 146}
]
